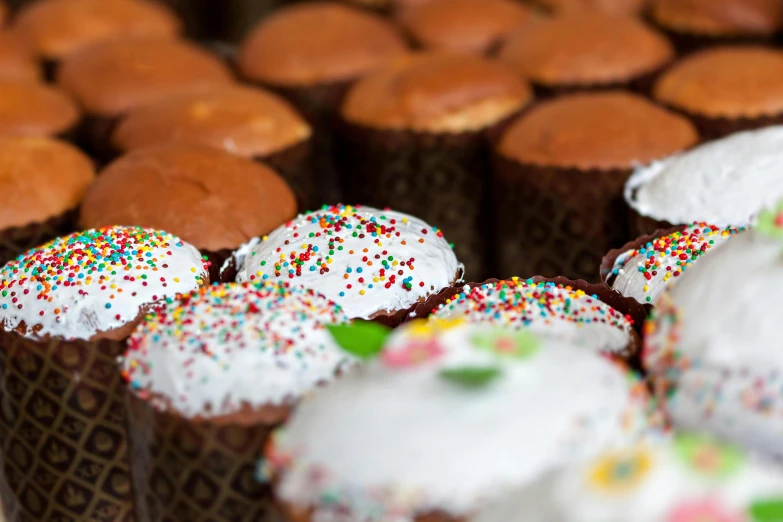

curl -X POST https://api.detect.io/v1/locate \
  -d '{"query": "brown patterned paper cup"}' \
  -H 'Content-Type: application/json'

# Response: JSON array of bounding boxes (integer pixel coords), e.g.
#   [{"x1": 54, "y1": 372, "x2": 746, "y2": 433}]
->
[
  {"x1": 0, "y1": 331, "x2": 134, "y2": 522},
  {"x1": 0, "y1": 212, "x2": 75, "y2": 269},
  {"x1": 258, "y1": 140, "x2": 316, "y2": 211},
  {"x1": 531, "y1": 66, "x2": 668, "y2": 100},
  {"x1": 126, "y1": 393, "x2": 285, "y2": 522},
  {"x1": 492, "y1": 154, "x2": 633, "y2": 284},
  {"x1": 660, "y1": 107, "x2": 783, "y2": 142}
]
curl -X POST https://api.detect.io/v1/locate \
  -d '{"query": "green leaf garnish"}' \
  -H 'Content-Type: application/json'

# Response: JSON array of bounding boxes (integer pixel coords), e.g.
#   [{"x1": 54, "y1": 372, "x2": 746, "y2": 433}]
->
[
  {"x1": 439, "y1": 366, "x2": 502, "y2": 388},
  {"x1": 749, "y1": 499, "x2": 783, "y2": 522},
  {"x1": 326, "y1": 321, "x2": 391, "y2": 360},
  {"x1": 757, "y1": 201, "x2": 783, "y2": 240}
]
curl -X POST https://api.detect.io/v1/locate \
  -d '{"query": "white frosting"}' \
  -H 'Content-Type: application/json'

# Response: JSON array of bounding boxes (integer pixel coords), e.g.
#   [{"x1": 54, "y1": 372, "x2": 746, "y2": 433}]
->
[
  {"x1": 123, "y1": 281, "x2": 353, "y2": 418},
  {"x1": 0, "y1": 227, "x2": 207, "y2": 340},
  {"x1": 233, "y1": 205, "x2": 463, "y2": 320},
  {"x1": 267, "y1": 321, "x2": 652, "y2": 521},
  {"x1": 609, "y1": 224, "x2": 743, "y2": 305},
  {"x1": 625, "y1": 126, "x2": 783, "y2": 226},
  {"x1": 475, "y1": 434, "x2": 783, "y2": 522},
  {"x1": 431, "y1": 279, "x2": 636, "y2": 354},
  {"x1": 644, "y1": 229, "x2": 783, "y2": 460}
]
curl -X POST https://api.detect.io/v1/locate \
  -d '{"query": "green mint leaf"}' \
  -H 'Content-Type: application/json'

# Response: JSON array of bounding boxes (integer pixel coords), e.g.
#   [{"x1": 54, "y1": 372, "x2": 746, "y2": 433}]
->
[
  {"x1": 750, "y1": 499, "x2": 783, "y2": 522},
  {"x1": 440, "y1": 366, "x2": 502, "y2": 388},
  {"x1": 326, "y1": 321, "x2": 391, "y2": 360}
]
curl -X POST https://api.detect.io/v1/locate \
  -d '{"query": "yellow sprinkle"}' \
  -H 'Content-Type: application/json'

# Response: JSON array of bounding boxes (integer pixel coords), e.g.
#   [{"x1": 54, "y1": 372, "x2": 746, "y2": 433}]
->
[{"x1": 359, "y1": 290, "x2": 365, "y2": 295}]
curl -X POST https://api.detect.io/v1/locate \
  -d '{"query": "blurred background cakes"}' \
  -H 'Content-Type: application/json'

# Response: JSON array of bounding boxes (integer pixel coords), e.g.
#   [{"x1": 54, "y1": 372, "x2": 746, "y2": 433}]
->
[
  {"x1": 0, "y1": 31, "x2": 40, "y2": 81},
  {"x1": 227, "y1": 204, "x2": 463, "y2": 326},
  {"x1": 57, "y1": 37, "x2": 234, "y2": 160},
  {"x1": 0, "y1": 80, "x2": 79, "y2": 139},
  {"x1": 0, "y1": 136, "x2": 93, "y2": 266},
  {"x1": 644, "y1": 210, "x2": 783, "y2": 461},
  {"x1": 529, "y1": 0, "x2": 648, "y2": 15},
  {"x1": 238, "y1": 2, "x2": 409, "y2": 205},
  {"x1": 0, "y1": 226, "x2": 207, "y2": 521},
  {"x1": 493, "y1": 90, "x2": 698, "y2": 282},
  {"x1": 653, "y1": 46, "x2": 783, "y2": 140},
  {"x1": 340, "y1": 51, "x2": 532, "y2": 280},
  {"x1": 625, "y1": 126, "x2": 783, "y2": 235},
  {"x1": 110, "y1": 85, "x2": 316, "y2": 208},
  {"x1": 498, "y1": 13, "x2": 674, "y2": 96},
  {"x1": 78, "y1": 144, "x2": 297, "y2": 282},
  {"x1": 648, "y1": 0, "x2": 783, "y2": 52},
  {"x1": 266, "y1": 320, "x2": 652, "y2": 522},
  {"x1": 396, "y1": 0, "x2": 537, "y2": 55},
  {"x1": 123, "y1": 281, "x2": 351, "y2": 522}
]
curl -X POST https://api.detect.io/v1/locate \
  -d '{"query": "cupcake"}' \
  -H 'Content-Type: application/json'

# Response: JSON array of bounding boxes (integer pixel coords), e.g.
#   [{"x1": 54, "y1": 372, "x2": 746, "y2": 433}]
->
[
  {"x1": 644, "y1": 207, "x2": 783, "y2": 460},
  {"x1": 601, "y1": 223, "x2": 745, "y2": 306},
  {"x1": 111, "y1": 85, "x2": 317, "y2": 208},
  {"x1": 498, "y1": 13, "x2": 674, "y2": 96},
  {"x1": 625, "y1": 126, "x2": 783, "y2": 236},
  {"x1": 13, "y1": 0, "x2": 181, "y2": 72},
  {"x1": 0, "y1": 31, "x2": 40, "y2": 81},
  {"x1": 431, "y1": 278, "x2": 642, "y2": 358},
  {"x1": 238, "y1": 2, "x2": 409, "y2": 205},
  {"x1": 79, "y1": 144, "x2": 297, "y2": 283},
  {"x1": 652, "y1": 46, "x2": 783, "y2": 140},
  {"x1": 123, "y1": 281, "x2": 351, "y2": 522},
  {"x1": 0, "y1": 136, "x2": 94, "y2": 267},
  {"x1": 266, "y1": 320, "x2": 652, "y2": 522},
  {"x1": 474, "y1": 433, "x2": 783, "y2": 522},
  {"x1": 0, "y1": 226, "x2": 208, "y2": 521},
  {"x1": 396, "y1": 0, "x2": 537, "y2": 55},
  {"x1": 0, "y1": 80, "x2": 79, "y2": 139},
  {"x1": 341, "y1": 52, "x2": 532, "y2": 279},
  {"x1": 226, "y1": 204, "x2": 464, "y2": 326},
  {"x1": 493, "y1": 90, "x2": 698, "y2": 282},
  {"x1": 530, "y1": 0, "x2": 648, "y2": 15},
  {"x1": 649, "y1": 0, "x2": 783, "y2": 52},
  {"x1": 57, "y1": 37, "x2": 233, "y2": 160}
]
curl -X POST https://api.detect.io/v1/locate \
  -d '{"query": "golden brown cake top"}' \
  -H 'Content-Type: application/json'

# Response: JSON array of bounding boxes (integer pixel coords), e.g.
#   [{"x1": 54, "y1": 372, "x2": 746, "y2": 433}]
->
[
  {"x1": 79, "y1": 144, "x2": 298, "y2": 252},
  {"x1": 341, "y1": 52, "x2": 532, "y2": 133},
  {"x1": 499, "y1": 13, "x2": 674, "y2": 87},
  {"x1": 13, "y1": 0, "x2": 181, "y2": 61},
  {"x1": 0, "y1": 31, "x2": 40, "y2": 81},
  {"x1": 650, "y1": 0, "x2": 783, "y2": 37},
  {"x1": 653, "y1": 46, "x2": 783, "y2": 118},
  {"x1": 0, "y1": 80, "x2": 79, "y2": 137},
  {"x1": 112, "y1": 85, "x2": 312, "y2": 157},
  {"x1": 532, "y1": 0, "x2": 648, "y2": 15},
  {"x1": 0, "y1": 136, "x2": 94, "y2": 229},
  {"x1": 497, "y1": 90, "x2": 698, "y2": 170},
  {"x1": 57, "y1": 37, "x2": 234, "y2": 118},
  {"x1": 238, "y1": 2, "x2": 408, "y2": 86},
  {"x1": 397, "y1": 0, "x2": 536, "y2": 55}
]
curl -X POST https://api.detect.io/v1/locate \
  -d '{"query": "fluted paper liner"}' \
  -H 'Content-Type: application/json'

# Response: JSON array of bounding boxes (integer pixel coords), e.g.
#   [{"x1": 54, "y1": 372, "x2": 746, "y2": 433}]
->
[
  {"x1": 0, "y1": 212, "x2": 75, "y2": 268},
  {"x1": 0, "y1": 330, "x2": 134, "y2": 521},
  {"x1": 126, "y1": 393, "x2": 283, "y2": 522},
  {"x1": 339, "y1": 118, "x2": 520, "y2": 281},
  {"x1": 492, "y1": 154, "x2": 633, "y2": 283},
  {"x1": 662, "y1": 106, "x2": 783, "y2": 142}
]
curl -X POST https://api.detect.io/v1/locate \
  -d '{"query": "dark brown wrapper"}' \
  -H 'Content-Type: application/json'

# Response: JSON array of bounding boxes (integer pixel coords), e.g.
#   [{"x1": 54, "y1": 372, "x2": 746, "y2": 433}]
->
[
  {"x1": 0, "y1": 211, "x2": 76, "y2": 268},
  {"x1": 652, "y1": 24, "x2": 775, "y2": 55},
  {"x1": 0, "y1": 330, "x2": 134, "y2": 521},
  {"x1": 661, "y1": 105, "x2": 783, "y2": 142},
  {"x1": 77, "y1": 116, "x2": 121, "y2": 169},
  {"x1": 126, "y1": 393, "x2": 284, "y2": 522},
  {"x1": 203, "y1": 249, "x2": 233, "y2": 285},
  {"x1": 492, "y1": 154, "x2": 632, "y2": 284},
  {"x1": 624, "y1": 193, "x2": 677, "y2": 238},
  {"x1": 339, "y1": 117, "x2": 519, "y2": 282},
  {"x1": 261, "y1": 139, "x2": 315, "y2": 211}
]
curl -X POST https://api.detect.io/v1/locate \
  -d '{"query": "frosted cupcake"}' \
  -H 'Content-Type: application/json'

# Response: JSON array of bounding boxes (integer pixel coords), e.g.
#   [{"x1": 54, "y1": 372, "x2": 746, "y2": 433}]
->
[
  {"x1": 644, "y1": 203, "x2": 783, "y2": 460},
  {"x1": 625, "y1": 125, "x2": 783, "y2": 235},
  {"x1": 123, "y1": 281, "x2": 351, "y2": 521},
  {"x1": 474, "y1": 433, "x2": 783, "y2": 522},
  {"x1": 0, "y1": 226, "x2": 207, "y2": 520},
  {"x1": 226, "y1": 204, "x2": 464, "y2": 326},
  {"x1": 602, "y1": 223, "x2": 745, "y2": 306},
  {"x1": 431, "y1": 278, "x2": 641, "y2": 358},
  {"x1": 266, "y1": 320, "x2": 652, "y2": 522}
]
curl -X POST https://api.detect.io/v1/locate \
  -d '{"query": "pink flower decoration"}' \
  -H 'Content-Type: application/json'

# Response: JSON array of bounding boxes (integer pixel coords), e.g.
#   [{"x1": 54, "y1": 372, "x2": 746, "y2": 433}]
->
[
  {"x1": 382, "y1": 339, "x2": 445, "y2": 368},
  {"x1": 667, "y1": 499, "x2": 742, "y2": 522}
]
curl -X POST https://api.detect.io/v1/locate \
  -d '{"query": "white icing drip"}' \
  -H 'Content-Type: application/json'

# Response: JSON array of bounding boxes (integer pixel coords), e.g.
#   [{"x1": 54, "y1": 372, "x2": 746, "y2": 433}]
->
[
  {"x1": 474, "y1": 437, "x2": 783, "y2": 522},
  {"x1": 269, "y1": 322, "x2": 651, "y2": 521},
  {"x1": 0, "y1": 227, "x2": 207, "y2": 340},
  {"x1": 431, "y1": 280, "x2": 634, "y2": 354},
  {"x1": 644, "y1": 230, "x2": 783, "y2": 460},
  {"x1": 220, "y1": 235, "x2": 260, "y2": 278},
  {"x1": 625, "y1": 126, "x2": 783, "y2": 226},
  {"x1": 610, "y1": 224, "x2": 741, "y2": 305},
  {"x1": 233, "y1": 205, "x2": 463, "y2": 320},
  {"x1": 123, "y1": 282, "x2": 353, "y2": 418}
]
